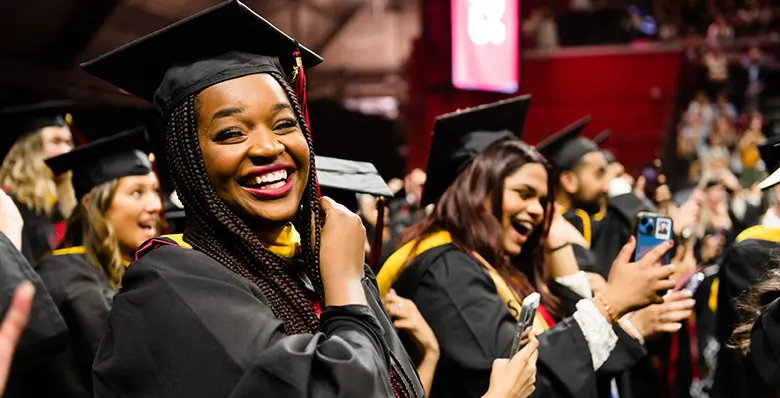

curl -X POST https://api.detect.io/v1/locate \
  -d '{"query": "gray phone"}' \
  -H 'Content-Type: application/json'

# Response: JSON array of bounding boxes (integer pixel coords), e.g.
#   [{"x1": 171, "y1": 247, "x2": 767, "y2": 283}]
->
[{"x1": 510, "y1": 292, "x2": 540, "y2": 356}]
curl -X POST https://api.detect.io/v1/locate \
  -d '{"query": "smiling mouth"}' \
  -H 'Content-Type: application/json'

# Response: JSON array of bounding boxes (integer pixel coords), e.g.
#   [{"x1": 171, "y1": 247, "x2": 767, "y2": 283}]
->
[
  {"x1": 511, "y1": 220, "x2": 534, "y2": 238},
  {"x1": 240, "y1": 169, "x2": 290, "y2": 190},
  {"x1": 138, "y1": 220, "x2": 157, "y2": 235}
]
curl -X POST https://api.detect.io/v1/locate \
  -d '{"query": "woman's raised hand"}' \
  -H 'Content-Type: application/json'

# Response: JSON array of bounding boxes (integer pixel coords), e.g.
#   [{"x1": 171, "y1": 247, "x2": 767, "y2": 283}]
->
[
  {"x1": 598, "y1": 238, "x2": 677, "y2": 319},
  {"x1": 318, "y1": 197, "x2": 368, "y2": 306}
]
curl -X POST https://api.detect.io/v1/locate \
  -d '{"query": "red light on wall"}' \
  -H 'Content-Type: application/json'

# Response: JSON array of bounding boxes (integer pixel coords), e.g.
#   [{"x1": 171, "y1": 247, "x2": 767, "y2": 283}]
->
[{"x1": 451, "y1": 0, "x2": 519, "y2": 93}]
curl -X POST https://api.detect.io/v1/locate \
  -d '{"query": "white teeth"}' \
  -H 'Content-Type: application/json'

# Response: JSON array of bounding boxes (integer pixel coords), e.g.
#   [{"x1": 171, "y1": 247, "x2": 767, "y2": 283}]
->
[{"x1": 252, "y1": 170, "x2": 288, "y2": 186}]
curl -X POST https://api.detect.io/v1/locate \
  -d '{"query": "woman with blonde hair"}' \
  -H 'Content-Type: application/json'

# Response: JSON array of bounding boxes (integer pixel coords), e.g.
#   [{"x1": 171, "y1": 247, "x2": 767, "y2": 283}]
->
[
  {"x1": 10, "y1": 128, "x2": 162, "y2": 397},
  {"x1": 0, "y1": 101, "x2": 76, "y2": 263}
]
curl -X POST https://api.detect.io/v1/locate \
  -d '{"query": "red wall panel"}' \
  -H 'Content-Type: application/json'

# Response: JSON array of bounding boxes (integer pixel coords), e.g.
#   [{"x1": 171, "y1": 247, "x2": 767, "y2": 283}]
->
[{"x1": 406, "y1": 0, "x2": 683, "y2": 175}]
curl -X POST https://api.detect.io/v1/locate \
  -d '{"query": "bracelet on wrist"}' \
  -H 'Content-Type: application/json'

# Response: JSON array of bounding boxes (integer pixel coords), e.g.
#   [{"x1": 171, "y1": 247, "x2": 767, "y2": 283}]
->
[{"x1": 594, "y1": 293, "x2": 620, "y2": 325}]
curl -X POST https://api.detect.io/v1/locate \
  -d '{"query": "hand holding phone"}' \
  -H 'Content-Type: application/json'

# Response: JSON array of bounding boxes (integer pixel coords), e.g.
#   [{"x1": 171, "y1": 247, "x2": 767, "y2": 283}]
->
[
  {"x1": 510, "y1": 293, "x2": 540, "y2": 357},
  {"x1": 634, "y1": 212, "x2": 674, "y2": 265},
  {"x1": 676, "y1": 271, "x2": 705, "y2": 295}
]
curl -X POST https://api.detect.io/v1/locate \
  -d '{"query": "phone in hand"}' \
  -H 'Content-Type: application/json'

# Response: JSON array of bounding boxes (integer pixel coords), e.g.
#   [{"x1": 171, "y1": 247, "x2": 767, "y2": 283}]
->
[
  {"x1": 677, "y1": 271, "x2": 706, "y2": 295},
  {"x1": 634, "y1": 212, "x2": 673, "y2": 265},
  {"x1": 510, "y1": 292, "x2": 540, "y2": 357}
]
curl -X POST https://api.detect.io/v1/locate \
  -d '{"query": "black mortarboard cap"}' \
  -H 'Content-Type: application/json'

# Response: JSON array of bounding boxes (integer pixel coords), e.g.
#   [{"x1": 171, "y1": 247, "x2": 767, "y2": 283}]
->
[
  {"x1": 45, "y1": 128, "x2": 152, "y2": 200},
  {"x1": 1, "y1": 100, "x2": 72, "y2": 141},
  {"x1": 536, "y1": 115, "x2": 597, "y2": 171},
  {"x1": 421, "y1": 95, "x2": 531, "y2": 207},
  {"x1": 593, "y1": 130, "x2": 615, "y2": 164},
  {"x1": 758, "y1": 135, "x2": 780, "y2": 190},
  {"x1": 316, "y1": 156, "x2": 393, "y2": 212},
  {"x1": 81, "y1": 0, "x2": 322, "y2": 116},
  {"x1": 593, "y1": 129, "x2": 611, "y2": 146}
]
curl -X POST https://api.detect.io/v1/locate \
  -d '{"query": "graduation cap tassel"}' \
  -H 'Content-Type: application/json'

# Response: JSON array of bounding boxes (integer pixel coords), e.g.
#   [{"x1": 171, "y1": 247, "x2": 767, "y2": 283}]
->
[
  {"x1": 65, "y1": 115, "x2": 88, "y2": 146},
  {"x1": 369, "y1": 197, "x2": 387, "y2": 271},
  {"x1": 292, "y1": 45, "x2": 312, "y2": 138},
  {"x1": 292, "y1": 43, "x2": 320, "y2": 197}
]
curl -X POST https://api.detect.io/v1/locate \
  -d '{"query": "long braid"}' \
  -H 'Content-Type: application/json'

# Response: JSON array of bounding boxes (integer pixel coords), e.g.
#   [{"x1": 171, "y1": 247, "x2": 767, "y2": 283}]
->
[
  {"x1": 164, "y1": 78, "x2": 321, "y2": 334},
  {"x1": 268, "y1": 72, "x2": 325, "y2": 301},
  {"x1": 271, "y1": 72, "x2": 414, "y2": 397},
  {"x1": 164, "y1": 73, "x2": 415, "y2": 396}
]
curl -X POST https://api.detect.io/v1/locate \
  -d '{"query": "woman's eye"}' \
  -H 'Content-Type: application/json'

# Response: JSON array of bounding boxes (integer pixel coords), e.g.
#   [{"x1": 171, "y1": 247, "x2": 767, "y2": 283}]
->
[
  {"x1": 516, "y1": 190, "x2": 533, "y2": 200},
  {"x1": 132, "y1": 190, "x2": 143, "y2": 198},
  {"x1": 213, "y1": 129, "x2": 243, "y2": 142},
  {"x1": 274, "y1": 119, "x2": 298, "y2": 131}
]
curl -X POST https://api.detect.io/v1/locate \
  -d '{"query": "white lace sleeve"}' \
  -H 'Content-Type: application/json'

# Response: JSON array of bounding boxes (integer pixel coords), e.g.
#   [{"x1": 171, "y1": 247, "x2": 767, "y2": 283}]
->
[
  {"x1": 554, "y1": 271, "x2": 593, "y2": 299},
  {"x1": 572, "y1": 299, "x2": 618, "y2": 370}
]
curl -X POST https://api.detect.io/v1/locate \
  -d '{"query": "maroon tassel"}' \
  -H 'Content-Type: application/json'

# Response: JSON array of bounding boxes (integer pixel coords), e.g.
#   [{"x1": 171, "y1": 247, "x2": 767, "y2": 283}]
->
[
  {"x1": 292, "y1": 47, "x2": 321, "y2": 197},
  {"x1": 369, "y1": 197, "x2": 387, "y2": 270},
  {"x1": 292, "y1": 50, "x2": 312, "y2": 138}
]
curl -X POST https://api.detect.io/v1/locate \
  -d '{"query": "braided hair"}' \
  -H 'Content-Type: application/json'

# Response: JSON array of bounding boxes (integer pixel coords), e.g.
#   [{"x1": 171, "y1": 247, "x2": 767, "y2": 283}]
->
[
  {"x1": 164, "y1": 72, "x2": 416, "y2": 397},
  {"x1": 164, "y1": 72, "x2": 323, "y2": 335}
]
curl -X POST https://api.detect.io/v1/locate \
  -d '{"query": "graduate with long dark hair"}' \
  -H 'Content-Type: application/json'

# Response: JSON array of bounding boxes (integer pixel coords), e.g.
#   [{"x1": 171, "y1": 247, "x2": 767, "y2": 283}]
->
[{"x1": 378, "y1": 97, "x2": 678, "y2": 397}]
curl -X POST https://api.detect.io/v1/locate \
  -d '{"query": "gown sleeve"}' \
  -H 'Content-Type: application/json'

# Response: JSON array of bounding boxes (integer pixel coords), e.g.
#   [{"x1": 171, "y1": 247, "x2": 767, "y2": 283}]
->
[
  {"x1": 713, "y1": 239, "x2": 775, "y2": 398},
  {"x1": 35, "y1": 255, "x2": 113, "y2": 377},
  {"x1": 410, "y1": 249, "x2": 598, "y2": 398},
  {"x1": 92, "y1": 245, "x2": 399, "y2": 398},
  {"x1": 0, "y1": 232, "x2": 67, "y2": 371}
]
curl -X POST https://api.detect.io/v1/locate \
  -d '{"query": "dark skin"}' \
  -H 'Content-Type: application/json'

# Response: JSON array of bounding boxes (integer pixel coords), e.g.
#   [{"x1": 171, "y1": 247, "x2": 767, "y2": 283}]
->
[
  {"x1": 195, "y1": 74, "x2": 310, "y2": 245},
  {"x1": 195, "y1": 73, "x2": 368, "y2": 307}
]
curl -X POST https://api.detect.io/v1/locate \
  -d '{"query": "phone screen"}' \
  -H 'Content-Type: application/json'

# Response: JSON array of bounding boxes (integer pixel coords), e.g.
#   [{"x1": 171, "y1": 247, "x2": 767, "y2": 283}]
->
[{"x1": 634, "y1": 213, "x2": 673, "y2": 264}]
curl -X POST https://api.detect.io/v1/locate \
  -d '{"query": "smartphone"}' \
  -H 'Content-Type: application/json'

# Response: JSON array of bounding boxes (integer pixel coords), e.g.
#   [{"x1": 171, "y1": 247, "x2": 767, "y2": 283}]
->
[
  {"x1": 634, "y1": 212, "x2": 673, "y2": 265},
  {"x1": 510, "y1": 292, "x2": 540, "y2": 356},
  {"x1": 678, "y1": 271, "x2": 706, "y2": 295}
]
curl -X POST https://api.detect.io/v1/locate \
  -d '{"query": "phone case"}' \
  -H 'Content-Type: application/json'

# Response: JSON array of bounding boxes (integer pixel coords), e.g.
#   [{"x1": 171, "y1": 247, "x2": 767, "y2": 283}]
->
[
  {"x1": 510, "y1": 293, "x2": 540, "y2": 356},
  {"x1": 634, "y1": 212, "x2": 673, "y2": 265}
]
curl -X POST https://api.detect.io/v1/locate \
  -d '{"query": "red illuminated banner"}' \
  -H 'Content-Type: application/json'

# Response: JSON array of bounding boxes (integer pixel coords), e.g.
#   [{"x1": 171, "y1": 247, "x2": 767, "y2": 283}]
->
[{"x1": 451, "y1": 0, "x2": 519, "y2": 93}]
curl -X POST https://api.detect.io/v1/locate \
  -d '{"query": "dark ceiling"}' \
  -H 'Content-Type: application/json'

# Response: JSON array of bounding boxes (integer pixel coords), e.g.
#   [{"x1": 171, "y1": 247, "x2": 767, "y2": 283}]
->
[{"x1": 0, "y1": 0, "x2": 368, "y2": 109}]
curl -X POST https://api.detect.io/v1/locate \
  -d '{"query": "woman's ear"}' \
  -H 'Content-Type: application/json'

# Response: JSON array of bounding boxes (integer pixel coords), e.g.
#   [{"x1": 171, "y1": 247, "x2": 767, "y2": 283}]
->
[{"x1": 80, "y1": 193, "x2": 92, "y2": 214}]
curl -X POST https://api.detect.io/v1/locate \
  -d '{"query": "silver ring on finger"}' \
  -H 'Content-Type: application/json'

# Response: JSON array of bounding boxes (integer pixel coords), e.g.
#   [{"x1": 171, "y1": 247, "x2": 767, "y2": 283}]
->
[{"x1": 397, "y1": 301, "x2": 404, "y2": 310}]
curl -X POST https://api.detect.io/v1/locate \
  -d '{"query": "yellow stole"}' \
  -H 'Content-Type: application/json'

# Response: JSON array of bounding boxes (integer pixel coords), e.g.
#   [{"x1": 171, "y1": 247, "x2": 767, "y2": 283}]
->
[
  {"x1": 708, "y1": 225, "x2": 780, "y2": 313},
  {"x1": 52, "y1": 246, "x2": 85, "y2": 256},
  {"x1": 378, "y1": 231, "x2": 549, "y2": 334},
  {"x1": 52, "y1": 246, "x2": 130, "y2": 267},
  {"x1": 161, "y1": 222, "x2": 301, "y2": 259}
]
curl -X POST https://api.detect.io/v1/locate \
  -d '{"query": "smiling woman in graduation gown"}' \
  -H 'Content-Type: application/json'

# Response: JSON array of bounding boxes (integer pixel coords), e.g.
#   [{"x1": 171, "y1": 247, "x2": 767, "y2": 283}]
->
[
  {"x1": 0, "y1": 102, "x2": 77, "y2": 263},
  {"x1": 378, "y1": 97, "x2": 674, "y2": 398},
  {"x1": 12, "y1": 128, "x2": 163, "y2": 397},
  {"x1": 82, "y1": 2, "x2": 423, "y2": 396}
]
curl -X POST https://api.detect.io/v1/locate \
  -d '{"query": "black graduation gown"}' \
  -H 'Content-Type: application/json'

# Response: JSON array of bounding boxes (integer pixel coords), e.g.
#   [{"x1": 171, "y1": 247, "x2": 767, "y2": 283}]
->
[
  {"x1": 10, "y1": 195, "x2": 62, "y2": 264},
  {"x1": 391, "y1": 244, "x2": 647, "y2": 398},
  {"x1": 548, "y1": 281, "x2": 649, "y2": 398},
  {"x1": 713, "y1": 228, "x2": 780, "y2": 398},
  {"x1": 563, "y1": 196, "x2": 666, "y2": 398},
  {"x1": 13, "y1": 250, "x2": 114, "y2": 397},
  {"x1": 92, "y1": 241, "x2": 425, "y2": 397},
  {"x1": 747, "y1": 297, "x2": 780, "y2": 397},
  {"x1": 0, "y1": 232, "x2": 69, "y2": 398}
]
